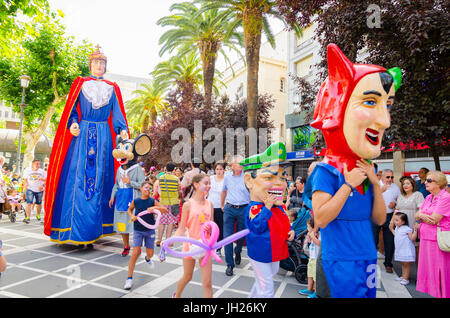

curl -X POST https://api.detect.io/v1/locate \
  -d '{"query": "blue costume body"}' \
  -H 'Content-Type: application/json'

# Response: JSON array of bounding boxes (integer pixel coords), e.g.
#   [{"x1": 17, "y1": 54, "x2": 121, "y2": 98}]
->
[
  {"x1": 50, "y1": 77, "x2": 128, "y2": 244},
  {"x1": 307, "y1": 162, "x2": 377, "y2": 298}
]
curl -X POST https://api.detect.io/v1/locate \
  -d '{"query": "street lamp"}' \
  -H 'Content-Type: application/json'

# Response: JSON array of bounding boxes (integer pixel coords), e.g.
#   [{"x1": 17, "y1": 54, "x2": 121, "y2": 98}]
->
[{"x1": 17, "y1": 74, "x2": 31, "y2": 174}]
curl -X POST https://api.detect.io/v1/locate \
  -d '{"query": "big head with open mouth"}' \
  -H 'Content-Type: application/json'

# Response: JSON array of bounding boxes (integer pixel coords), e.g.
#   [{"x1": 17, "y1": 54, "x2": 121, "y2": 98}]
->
[
  {"x1": 112, "y1": 133, "x2": 152, "y2": 170},
  {"x1": 310, "y1": 44, "x2": 402, "y2": 171},
  {"x1": 244, "y1": 165, "x2": 288, "y2": 207},
  {"x1": 343, "y1": 72, "x2": 395, "y2": 159}
]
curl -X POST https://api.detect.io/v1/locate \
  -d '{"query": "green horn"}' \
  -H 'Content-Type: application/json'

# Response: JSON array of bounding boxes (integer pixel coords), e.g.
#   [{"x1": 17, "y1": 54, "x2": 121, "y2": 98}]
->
[{"x1": 387, "y1": 67, "x2": 402, "y2": 92}]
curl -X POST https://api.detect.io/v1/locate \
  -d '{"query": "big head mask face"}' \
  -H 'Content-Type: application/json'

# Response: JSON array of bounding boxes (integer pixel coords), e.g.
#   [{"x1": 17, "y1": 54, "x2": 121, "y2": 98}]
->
[{"x1": 311, "y1": 44, "x2": 401, "y2": 168}]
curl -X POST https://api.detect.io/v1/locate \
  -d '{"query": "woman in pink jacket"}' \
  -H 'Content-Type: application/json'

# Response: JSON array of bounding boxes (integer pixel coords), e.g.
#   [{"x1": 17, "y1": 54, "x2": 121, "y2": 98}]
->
[{"x1": 415, "y1": 171, "x2": 450, "y2": 298}]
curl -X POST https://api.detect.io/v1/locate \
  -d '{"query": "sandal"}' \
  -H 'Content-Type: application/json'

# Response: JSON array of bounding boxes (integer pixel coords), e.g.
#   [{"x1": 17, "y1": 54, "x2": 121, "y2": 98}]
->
[{"x1": 121, "y1": 246, "x2": 130, "y2": 257}]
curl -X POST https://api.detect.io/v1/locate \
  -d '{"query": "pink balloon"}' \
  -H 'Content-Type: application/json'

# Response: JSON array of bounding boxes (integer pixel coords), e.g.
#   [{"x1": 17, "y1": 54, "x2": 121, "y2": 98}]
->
[
  {"x1": 136, "y1": 209, "x2": 161, "y2": 230},
  {"x1": 159, "y1": 221, "x2": 249, "y2": 267},
  {"x1": 200, "y1": 221, "x2": 222, "y2": 266}
]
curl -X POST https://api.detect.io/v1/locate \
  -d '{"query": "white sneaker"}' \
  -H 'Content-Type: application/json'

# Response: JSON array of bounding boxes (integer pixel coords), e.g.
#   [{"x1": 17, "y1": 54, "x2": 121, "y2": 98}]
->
[
  {"x1": 400, "y1": 278, "x2": 410, "y2": 285},
  {"x1": 395, "y1": 276, "x2": 403, "y2": 281},
  {"x1": 124, "y1": 278, "x2": 133, "y2": 290},
  {"x1": 377, "y1": 251, "x2": 384, "y2": 259},
  {"x1": 145, "y1": 256, "x2": 155, "y2": 270}
]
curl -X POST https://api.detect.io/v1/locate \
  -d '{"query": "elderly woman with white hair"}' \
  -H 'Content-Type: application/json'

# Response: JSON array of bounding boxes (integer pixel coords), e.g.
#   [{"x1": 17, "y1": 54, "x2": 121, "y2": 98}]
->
[{"x1": 415, "y1": 170, "x2": 450, "y2": 298}]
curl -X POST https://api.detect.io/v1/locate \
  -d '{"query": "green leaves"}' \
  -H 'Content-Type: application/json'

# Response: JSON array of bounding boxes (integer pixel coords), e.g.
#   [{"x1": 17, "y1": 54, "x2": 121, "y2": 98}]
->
[{"x1": 0, "y1": 9, "x2": 93, "y2": 132}]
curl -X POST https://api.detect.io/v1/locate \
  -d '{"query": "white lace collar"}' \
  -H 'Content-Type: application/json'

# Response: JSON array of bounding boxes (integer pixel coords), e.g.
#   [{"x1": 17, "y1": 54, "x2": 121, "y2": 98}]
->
[{"x1": 81, "y1": 80, "x2": 114, "y2": 109}]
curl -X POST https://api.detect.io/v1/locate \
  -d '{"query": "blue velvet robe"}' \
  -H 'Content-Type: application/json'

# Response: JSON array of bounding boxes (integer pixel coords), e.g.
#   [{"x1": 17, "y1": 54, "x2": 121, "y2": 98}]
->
[{"x1": 50, "y1": 77, "x2": 127, "y2": 244}]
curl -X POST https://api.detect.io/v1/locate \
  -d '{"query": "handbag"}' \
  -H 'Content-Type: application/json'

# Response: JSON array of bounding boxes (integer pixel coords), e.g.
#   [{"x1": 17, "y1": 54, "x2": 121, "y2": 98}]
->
[
  {"x1": 163, "y1": 175, "x2": 180, "y2": 216},
  {"x1": 437, "y1": 222, "x2": 450, "y2": 252}
]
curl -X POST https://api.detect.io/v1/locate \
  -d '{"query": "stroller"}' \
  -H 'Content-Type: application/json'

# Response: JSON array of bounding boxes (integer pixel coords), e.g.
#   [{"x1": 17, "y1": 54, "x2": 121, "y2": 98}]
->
[
  {"x1": 0, "y1": 188, "x2": 25, "y2": 223},
  {"x1": 280, "y1": 229, "x2": 309, "y2": 284},
  {"x1": 280, "y1": 204, "x2": 312, "y2": 284},
  {"x1": 0, "y1": 199, "x2": 17, "y2": 222}
]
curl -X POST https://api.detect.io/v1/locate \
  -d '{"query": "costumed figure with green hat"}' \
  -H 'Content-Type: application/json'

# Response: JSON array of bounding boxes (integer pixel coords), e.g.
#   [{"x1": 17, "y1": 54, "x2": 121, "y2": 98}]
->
[
  {"x1": 305, "y1": 43, "x2": 402, "y2": 298},
  {"x1": 240, "y1": 142, "x2": 295, "y2": 298}
]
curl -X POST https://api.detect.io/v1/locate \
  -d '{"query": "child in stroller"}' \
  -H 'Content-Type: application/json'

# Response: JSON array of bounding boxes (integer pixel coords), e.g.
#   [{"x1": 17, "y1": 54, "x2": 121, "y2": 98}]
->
[
  {"x1": 280, "y1": 207, "x2": 312, "y2": 284},
  {"x1": 0, "y1": 188, "x2": 24, "y2": 222}
]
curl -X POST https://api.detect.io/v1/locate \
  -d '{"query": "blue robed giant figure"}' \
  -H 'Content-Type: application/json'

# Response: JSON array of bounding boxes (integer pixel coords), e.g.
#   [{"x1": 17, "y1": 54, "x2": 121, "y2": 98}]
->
[{"x1": 45, "y1": 48, "x2": 128, "y2": 245}]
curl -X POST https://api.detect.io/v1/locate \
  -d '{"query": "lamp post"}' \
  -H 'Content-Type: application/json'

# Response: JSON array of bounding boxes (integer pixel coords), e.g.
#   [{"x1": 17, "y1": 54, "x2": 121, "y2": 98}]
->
[{"x1": 17, "y1": 74, "x2": 31, "y2": 174}]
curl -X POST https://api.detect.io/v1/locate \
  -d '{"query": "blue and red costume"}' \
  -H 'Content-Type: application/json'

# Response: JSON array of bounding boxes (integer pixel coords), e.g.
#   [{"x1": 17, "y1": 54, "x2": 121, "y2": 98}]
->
[
  {"x1": 44, "y1": 76, "x2": 128, "y2": 243},
  {"x1": 245, "y1": 202, "x2": 291, "y2": 263},
  {"x1": 245, "y1": 201, "x2": 292, "y2": 297}
]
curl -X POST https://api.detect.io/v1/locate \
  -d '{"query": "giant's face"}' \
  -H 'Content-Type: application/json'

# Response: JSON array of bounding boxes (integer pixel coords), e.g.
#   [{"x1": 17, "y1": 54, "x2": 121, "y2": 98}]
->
[
  {"x1": 244, "y1": 165, "x2": 288, "y2": 206},
  {"x1": 343, "y1": 73, "x2": 395, "y2": 159},
  {"x1": 90, "y1": 59, "x2": 106, "y2": 77}
]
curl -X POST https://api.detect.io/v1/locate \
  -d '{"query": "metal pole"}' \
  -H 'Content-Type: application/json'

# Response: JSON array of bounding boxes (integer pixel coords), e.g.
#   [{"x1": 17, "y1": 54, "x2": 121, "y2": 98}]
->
[{"x1": 17, "y1": 87, "x2": 25, "y2": 174}]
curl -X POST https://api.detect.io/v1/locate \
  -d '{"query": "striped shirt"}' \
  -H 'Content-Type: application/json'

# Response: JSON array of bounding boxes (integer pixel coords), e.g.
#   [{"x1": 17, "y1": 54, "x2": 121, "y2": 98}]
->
[{"x1": 159, "y1": 173, "x2": 180, "y2": 205}]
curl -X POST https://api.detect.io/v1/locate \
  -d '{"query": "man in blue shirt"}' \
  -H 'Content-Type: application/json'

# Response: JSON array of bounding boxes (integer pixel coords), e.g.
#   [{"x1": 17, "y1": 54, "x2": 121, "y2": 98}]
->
[
  {"x1": 416, "y1": 167, "x2": 431, "y2": 198},
  {"x1": 221, "y1": 155, "x2": 251, "y2": 276}
]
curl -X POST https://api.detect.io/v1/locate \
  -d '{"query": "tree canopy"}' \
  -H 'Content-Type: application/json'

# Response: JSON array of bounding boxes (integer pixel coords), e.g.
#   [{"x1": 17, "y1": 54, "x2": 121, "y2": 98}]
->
[
  {"x1": 144, "y1": 81, "x2": 275, "y2": 167},
  {"x1": 0, "y1": 11, "x2": 93, "y2": 169}
]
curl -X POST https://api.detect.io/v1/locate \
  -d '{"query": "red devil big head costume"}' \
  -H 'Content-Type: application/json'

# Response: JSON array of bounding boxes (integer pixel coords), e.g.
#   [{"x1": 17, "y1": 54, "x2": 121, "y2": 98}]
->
[{"x1": 311, "y1": 44, "x2": 402, "y2": 175}]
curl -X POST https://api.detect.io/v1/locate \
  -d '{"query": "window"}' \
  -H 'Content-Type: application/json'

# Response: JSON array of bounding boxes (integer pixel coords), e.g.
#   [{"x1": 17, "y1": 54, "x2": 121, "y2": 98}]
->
[
  {"x1": 4, "y1": 111, "x2": 9, "y2": 119},
  {"x1": 295, "y1": 54, "x2": 313, "y2": 79},
  {"x1": 296, "y1": 24, "x2": 315, "y2": 47},
  {"x1": 237, "y1": 83, "x2": 244, "y2": 97},
  {"x1": 280, "y1": 78, "x2": 285, "y2": 93}
]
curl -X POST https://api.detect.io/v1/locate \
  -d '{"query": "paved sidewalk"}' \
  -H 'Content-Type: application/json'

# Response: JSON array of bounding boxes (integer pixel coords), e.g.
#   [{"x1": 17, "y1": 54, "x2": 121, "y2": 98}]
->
[{"x1": 0, "y1": 213, "x2": 429, "y2": 298}]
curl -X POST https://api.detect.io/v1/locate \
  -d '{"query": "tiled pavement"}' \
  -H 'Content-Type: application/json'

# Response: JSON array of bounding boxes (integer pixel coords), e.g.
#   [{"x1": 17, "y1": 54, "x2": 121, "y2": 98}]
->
[{"x1": 0, "y1": 212, "x2": 427, "y2": 298}]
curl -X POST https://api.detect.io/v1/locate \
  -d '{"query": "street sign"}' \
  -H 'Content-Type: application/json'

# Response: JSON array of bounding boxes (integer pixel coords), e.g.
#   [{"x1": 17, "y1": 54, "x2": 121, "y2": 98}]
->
[{"x1": 286, "y1": 150, "x2": 314, "y2": 160}]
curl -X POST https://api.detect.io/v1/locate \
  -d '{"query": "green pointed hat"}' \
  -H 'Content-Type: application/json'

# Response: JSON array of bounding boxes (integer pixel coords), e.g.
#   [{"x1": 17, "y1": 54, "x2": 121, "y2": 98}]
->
[
  {"x1": 386, "y1": 67, "x2": 402, "y2": 92},
  {"x1": 239, "y1": 142, "x2": 291, "y2": 171}
]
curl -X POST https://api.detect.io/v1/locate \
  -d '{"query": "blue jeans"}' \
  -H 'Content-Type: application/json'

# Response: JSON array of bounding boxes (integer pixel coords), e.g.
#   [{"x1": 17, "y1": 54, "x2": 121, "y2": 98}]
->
[
  {"x1": 26, "y1": 190, "x2": 43, "y2": 205},
  {"x1": 133, "y1": 230, "x2": 155, "y2": 249},
  {"x1": 223, "y1": 204, "x2": 247, "y2": 267}
]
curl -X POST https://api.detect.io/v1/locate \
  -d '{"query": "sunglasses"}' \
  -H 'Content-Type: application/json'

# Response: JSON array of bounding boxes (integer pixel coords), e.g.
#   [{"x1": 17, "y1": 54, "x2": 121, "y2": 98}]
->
[
  {"x1": 385, "y1": 176, "x2": 394, "y2": 179},
  {"x1": 425, "y1": 178, "x2": 435, "y2": 183}
]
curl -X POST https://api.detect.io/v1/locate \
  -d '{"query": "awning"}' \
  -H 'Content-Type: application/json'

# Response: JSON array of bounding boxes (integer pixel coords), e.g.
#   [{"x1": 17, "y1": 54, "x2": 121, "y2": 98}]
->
[{"x1": 0, "y1": 128, "x2": 52, "y2": 154}]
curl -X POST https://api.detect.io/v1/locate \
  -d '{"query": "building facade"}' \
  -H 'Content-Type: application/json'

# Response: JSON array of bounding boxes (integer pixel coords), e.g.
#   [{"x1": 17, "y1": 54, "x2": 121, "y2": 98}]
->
[
  {"x1": 285, "y1": 24, "x2": 321, "y2": 178},
  {"x1": 0, "y1": 101, "x2": 52, "y2": 169},
  {"x1": 104, "y1": 73, "x2": 151, "y2": 103},
  {"x1": 219, "y1": 30, "x2": 288, "y2": 147}
]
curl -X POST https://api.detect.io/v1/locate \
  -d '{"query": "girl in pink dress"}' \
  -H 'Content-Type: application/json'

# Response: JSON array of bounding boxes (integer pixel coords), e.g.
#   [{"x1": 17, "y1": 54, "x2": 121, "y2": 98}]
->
[
  {"x1": 170, "y1": 174, "x2": 214, "y2": 298},
  {"x1": 415, "y1": 171, "x2": 450, "y2": 298}
]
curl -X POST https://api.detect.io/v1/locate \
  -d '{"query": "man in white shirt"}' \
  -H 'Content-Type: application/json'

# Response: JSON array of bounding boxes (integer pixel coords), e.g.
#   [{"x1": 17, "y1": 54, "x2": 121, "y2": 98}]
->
[
  {"x1": 372, "y1": 169, "x2": 400, "y2": 273},
  {"x1": 23, "y1": 159, "x2": 47, "y2": 224}
]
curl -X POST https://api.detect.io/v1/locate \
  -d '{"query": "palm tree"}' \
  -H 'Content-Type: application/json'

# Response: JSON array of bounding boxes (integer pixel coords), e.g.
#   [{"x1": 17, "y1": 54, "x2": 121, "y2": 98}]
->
[
  {"x1": 152, "y1": 52, "x2": 203, "y2": 106},
  {"x1": 157, "y1": 2, "x2": 244, "y2": 106},
  {"x1": 125, "y1": 80, "x2": 168, "y2": 133},
  {"x1": 197, "y1": 0, "x2": 301, "y2": 146}
]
